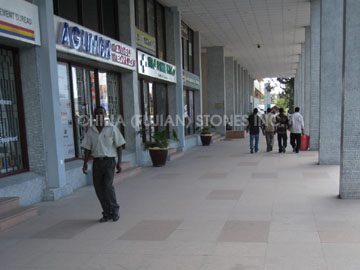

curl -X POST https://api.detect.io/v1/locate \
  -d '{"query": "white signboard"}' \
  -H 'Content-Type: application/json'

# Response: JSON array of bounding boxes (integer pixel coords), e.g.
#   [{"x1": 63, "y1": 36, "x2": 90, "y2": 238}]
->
[
  {"x1": 54, "y1": 16, "x2": 136, "y2": 71},
  {"x1": 137, "y1": 51, "x2": 176, "y2": 83},
  {"x1": 0, "y1": 0, "x2": 41, "y2": 45},
  {"x1": 57, "y1": 63, "x2": 75, "y2": 159}
]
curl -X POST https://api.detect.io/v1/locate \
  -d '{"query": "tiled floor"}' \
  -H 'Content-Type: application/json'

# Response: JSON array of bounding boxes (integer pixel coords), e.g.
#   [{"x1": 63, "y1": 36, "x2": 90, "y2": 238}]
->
[{"x1": 1, "y1": 137, "x2": 359, "y2": 269}]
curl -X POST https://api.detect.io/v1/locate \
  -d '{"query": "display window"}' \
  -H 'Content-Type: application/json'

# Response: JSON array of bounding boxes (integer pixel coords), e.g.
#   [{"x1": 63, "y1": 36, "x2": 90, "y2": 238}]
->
[
  {"x1": 184, "y1": 89, "x2": 196, "y2": 135},
  {"x1": 0, "y1": 46, "x2": 28, "y2": 176},
  {"x1": 138, "y1": 79, "x2": 169, "y2": 143},
  {"x1": 57, "y1": 61, "x2": 124, "y2": 160}
]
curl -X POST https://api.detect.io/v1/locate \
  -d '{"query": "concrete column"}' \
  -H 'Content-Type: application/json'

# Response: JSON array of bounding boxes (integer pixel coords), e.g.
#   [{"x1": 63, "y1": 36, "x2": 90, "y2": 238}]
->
[
  {"x1": 205, "y1": 47, "x2": 226, "y2": 135},
  {"x1": 310, "y1": 0, "x2": 321, "y2": 150},
  {"x1": 244, "y1": 70, "x2": 249, "y2": 115},
  {"x1": 166, "y1": 7, "x2": 185, "y2": 150},
  {"x1": 239, "y1": 66, "x2": 243, "y2": 117},
  {"x1": 30, "y1": 0, "x2": 70, "y2": 200},
  {"x1": 225, "y1": 57, "x2": 235, "y2": 127},
  {"x1": 301, "y1": 44, "x2": 306, "y2": 111},
  {"x1": 294, "y1": 68, "x2": 299, "y2": 108},
  {"x1": 234, "y1": 61, "x2": 238, "y2": 120},
  {"x1": 118, "y1": 0, "x2": 142, "y2": 165},
  {"x1": 339, "y1": 0, "x2": 360, "y2": 199},
  {"x1": 304, "y1": 27, "x2": 311, "y2": 135},
  {"x1": 319, "y1": 0, "x2": 343, "y2": 165}
]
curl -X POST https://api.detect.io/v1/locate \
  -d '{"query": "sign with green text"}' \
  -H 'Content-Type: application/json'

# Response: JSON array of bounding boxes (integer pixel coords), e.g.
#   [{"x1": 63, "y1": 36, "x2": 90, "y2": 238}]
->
[{"x1": 137, "y1": 51, "x2": 176, "y2": 83}]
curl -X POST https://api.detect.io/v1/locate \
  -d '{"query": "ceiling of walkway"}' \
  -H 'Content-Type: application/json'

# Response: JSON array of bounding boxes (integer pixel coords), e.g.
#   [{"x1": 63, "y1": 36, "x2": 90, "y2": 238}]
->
[{"x1": 160, "y1": 0, "x2": 310, "y2": 78}]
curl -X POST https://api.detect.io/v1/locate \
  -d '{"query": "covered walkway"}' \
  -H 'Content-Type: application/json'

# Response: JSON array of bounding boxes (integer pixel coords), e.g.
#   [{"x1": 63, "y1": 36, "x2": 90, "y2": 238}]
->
[{"x1": 2, "y1": 138, "x2": 358, "y2": 270}]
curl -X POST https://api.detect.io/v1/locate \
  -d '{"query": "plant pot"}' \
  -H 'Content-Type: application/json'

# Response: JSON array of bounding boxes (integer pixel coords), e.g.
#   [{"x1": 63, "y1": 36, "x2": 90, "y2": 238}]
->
[
  {"x1": 200, "y1": 133, "x2": 212, "y2": 146},
  {"x1": 149, "y1": 147, "x2": 168, "y2": 167}
]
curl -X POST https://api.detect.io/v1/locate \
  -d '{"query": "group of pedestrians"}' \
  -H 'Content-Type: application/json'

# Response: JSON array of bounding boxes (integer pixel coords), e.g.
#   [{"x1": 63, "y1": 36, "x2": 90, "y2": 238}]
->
[{"x1": 247, "y1": 107, "x2": 305, "y2": 154}]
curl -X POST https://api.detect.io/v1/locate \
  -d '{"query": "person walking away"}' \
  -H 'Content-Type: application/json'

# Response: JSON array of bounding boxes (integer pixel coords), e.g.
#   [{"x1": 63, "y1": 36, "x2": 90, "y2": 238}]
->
[
  {"x1": 289, "y1": 107, "x2": 304, "y2": 153},
  {"x1": 276, "y1": 108, "x2": 289, "y2": 153},
  {"x1": 263, "y1": 108, "x2": 276, "y2": 152},
  {"x1": 81, "y1": 106, "x2": 126, "y2": 222},
  {"x1": 247, "y1": 108, "x2": 263, "y2": 154}
]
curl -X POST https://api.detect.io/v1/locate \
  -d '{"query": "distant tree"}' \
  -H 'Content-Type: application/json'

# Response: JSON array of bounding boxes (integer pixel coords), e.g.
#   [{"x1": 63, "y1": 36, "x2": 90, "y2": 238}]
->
[
  {"x1": 276, "y1": 78, "x2": 294, "y2": 112},
  {"x1": 265, "y1": 82, "x2": 274, "y2": 92}
]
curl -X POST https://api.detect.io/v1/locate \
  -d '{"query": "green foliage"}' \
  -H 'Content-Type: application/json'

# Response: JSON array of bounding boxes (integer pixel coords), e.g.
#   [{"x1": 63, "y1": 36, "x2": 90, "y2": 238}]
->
[
  {"x1": 195, "y1": 124, "x2": 216, "y2": 134},
  {"x1": 141, "y1": 129, "x2": 179, "y2": 149},
  {"x1": 265, "y1": 82, "x2": 275, "y2": 92},
  {"x1": 276, "y1": 78, "x2": 294, "y2": 112}
]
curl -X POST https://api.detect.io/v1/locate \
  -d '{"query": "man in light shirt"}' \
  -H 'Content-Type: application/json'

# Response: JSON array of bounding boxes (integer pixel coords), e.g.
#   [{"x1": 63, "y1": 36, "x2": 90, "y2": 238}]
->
[
  {"x1": 263, "y1": 108, "x2": 276, "y2": 152},
  {"x1": 81, "y1": 106, "x2": 126, "y2": 222},
  {"x1": 289, "y1": 107, "x2": 304, "y2": 153}
]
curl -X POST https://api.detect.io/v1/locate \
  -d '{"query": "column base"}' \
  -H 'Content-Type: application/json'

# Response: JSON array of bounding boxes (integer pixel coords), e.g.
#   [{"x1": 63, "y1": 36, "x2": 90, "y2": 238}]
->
[{"x1": 43, "y1": 185, "x2": 73, "y2": 201}]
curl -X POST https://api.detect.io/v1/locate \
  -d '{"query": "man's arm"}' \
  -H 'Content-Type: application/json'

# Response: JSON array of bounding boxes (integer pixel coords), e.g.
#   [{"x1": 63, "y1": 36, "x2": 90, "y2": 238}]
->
[
  {"x1": 116, "y1": 146, "x2": 122, "y2": 173},
  {"x1": 82, "y1": 149, "x2": 91, "y2": 175}
]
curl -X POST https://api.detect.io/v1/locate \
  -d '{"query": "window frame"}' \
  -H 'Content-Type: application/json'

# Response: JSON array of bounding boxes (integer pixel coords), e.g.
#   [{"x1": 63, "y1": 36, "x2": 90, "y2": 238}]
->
[
  {"x1": 57, "y1": 58, "x2": 125, "y2": 161},
  {"x1": 138, "y1": 78, "x2": 169, "y2": 143},
  {"x1": 53, "y1": 0, "x2": 120, "y2": 41},
  {"x1": 0, "y1": 45, "x2": 29, "y2": 178}
]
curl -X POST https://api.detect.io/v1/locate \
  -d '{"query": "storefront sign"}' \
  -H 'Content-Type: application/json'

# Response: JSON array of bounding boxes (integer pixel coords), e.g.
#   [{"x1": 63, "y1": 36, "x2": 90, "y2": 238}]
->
[
  {"x1": 54, "y1": 16, "x2": 136, "y2": 71},
  {"x1": 136, "y1": 28, "x2": 156, "y2": 54},
  {"x1": 183, "y1": 70, "x2": 200, "y2": 90},
  {"x1": 0, "y1": 0, "x2": 41, "y2": 45},
  {"x1": 138, "y1": 51, "x2": 176, "y2": 83}
]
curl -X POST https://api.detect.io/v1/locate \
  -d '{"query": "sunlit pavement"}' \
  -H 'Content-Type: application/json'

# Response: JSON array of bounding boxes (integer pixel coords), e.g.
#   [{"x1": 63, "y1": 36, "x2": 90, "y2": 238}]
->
[{"x1": 1, "y1": 136, "x2": 359, "y2": 270}]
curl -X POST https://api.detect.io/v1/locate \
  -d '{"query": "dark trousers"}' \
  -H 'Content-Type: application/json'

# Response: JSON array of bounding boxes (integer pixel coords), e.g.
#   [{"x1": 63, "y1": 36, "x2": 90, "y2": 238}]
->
[
  {"x1": 277, "y1": 133, "x2": 287, "y2": 151},
  {"x1": 92, "y1": 158, "x2": 119, "y2": 217},
  {"x1": 290, "y1": 133, "x2": 302, "y2": 152}
]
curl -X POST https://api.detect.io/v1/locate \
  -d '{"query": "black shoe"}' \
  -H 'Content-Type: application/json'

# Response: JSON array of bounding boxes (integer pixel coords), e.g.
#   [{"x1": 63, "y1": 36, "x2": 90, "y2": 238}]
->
[
  {"x1": 99, "y1": 216, "x2": 111, "y2": 223},
  {"x1": 296, "y1": 150, "x2": 299, "y2": 154},
  {"x1": 112, "y1": 214, "x2": 120, "y2": 222},
  {"x1": 293, "y1": 148, "x2": 296, "y2": 152},
  {"x1": 278, "y1": 149, "x2": 282, "y2": 153},
  {"x1": 270, "y1": 147, "x2": 273, "y2": 151},
  {"x1": 283, "y1": 149, "x2": 286, "y2": 153},
  {"x1": 250, "y1": 148, "x2": 254, "y2": 154}
]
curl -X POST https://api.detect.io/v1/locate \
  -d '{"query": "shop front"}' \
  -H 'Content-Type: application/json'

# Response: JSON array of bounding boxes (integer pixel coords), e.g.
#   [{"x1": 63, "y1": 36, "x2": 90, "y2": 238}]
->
[
  {"x1": 54, "y1": 16, "x2": 136, "y2": 160},
  {"x1": 53, "y1": 16, "x2": 136, "y2": 189},
  {"x1": 137, "y1": 50, "x2": 176, "y2": 146},
  {"x1": 0, "y1": 0, "x2": 40, "y2": 178},
  {"x1": 183, "y1": 70, "x2": 201, "y2": 149}
]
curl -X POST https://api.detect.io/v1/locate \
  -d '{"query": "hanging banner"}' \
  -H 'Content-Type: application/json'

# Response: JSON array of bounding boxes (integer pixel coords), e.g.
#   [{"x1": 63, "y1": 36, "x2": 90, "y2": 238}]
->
[
  {"x1": 137, "y1": 51, "x2": 176, "y2": 83},
  {"x1": 183, "y1": 70, "x2": 200, "y2": 90},
  {"x1": 0, "y1": 0, "x2": 41, "y2": 45},
  {"x1": 136, "y1": 28, "x2": 156, "y2": 55},
  {"x1": 54, "y1": 16, "x2": 136, "y2": 71}
]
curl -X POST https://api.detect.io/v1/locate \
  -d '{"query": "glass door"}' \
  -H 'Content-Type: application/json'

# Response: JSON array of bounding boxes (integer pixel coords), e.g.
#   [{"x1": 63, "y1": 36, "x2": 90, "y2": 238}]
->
[{"x1": 71, "y1": 66, "x2": 96, "y2": 157}]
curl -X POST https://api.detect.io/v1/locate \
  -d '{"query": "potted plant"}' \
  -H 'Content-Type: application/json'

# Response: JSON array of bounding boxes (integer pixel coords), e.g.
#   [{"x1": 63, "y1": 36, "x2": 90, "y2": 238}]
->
[
  {"x1": 143, "y1": 129, "x2": 179, "y2": 167},
  {"x1": 196, "y1": 125, "x2": 215, "y2": 146}
]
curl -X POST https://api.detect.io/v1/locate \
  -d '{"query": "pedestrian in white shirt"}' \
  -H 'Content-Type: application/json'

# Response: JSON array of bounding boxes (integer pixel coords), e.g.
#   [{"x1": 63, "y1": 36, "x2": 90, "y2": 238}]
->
[
  {"x1": 289, "y1": 107, "x2": 304, "y2": 153},
  {"x1": 81, "y1": 106, "x2": 126, "y2": 222}
]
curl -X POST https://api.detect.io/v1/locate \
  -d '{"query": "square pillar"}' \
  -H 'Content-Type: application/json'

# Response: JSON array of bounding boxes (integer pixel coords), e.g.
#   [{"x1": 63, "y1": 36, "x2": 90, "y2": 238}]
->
[
  {"x1": 340, "y1": 0, "x2": 360, "y2": 199},
  {"x1": 205, "y1": 47, "x2": 226, "y2": 135},
  {"x1": 304, "y1": 27, "x2": 311, "y2": 135},
  {"x1": 31, "y1": 0, "x2": 70, "y2": 200},
  {"x1": 225, "y1": 57, "x2": 235, "y2": 127},
  {"x1": 166, "y1": 7, "x2": 185, "y2": 150},
  {"x1": 319, "y1": 0, "x2": 344, "y2": 165},
  {"x1": 310, "y1": 0, "x2": 321, "y2": 150}
]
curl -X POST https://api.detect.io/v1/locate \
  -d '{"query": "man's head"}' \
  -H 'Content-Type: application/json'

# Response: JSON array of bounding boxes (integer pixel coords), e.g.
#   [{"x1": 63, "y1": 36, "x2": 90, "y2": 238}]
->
[
  {"x1": 253, "y1": 108, "x2": 258, "y2": 115},
  {"x1": 267, "y1": 108, "x2": 271, "y2": 113},
  {"x1": 94, "y1": 106, "x2": 106, "y2": 126},
  {"x1": 279, "y1": 108, "x2": 284, "y2": 114},
  {"x1": 295, "y1": 107, "x2": 300, "y2": 112}
]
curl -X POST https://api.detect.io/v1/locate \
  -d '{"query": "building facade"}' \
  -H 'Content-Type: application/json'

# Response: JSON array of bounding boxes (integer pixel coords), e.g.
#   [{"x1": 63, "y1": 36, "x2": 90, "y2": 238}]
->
[{"x1": 0, "y1": 0, "x2": 255, "y2": 205}]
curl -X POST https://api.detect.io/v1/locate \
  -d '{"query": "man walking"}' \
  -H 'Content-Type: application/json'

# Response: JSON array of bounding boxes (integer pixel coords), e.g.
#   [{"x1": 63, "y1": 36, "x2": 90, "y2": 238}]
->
[
  {"x1": 276, "y1": 108, "x2": 289, "y2": 153},
  {"x1": 82, "y1": 106, "x2": 126, "y2": 222},
  {"x1": 289, "y1": 107, "x2": 304, "y2": 153},
  {"x1": 263, "y1": 108, "x2": 276, "y2": 152},
  {"x1": 247, "y1": 108, "x2": 263, "y2": 154}
]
